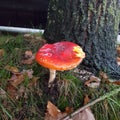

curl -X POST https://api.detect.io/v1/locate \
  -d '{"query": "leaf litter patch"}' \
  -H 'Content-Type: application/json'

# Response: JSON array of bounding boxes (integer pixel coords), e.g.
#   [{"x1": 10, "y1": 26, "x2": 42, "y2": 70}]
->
[{"x1": 0, "y1": 33, "x2": 120, "y2": 120}]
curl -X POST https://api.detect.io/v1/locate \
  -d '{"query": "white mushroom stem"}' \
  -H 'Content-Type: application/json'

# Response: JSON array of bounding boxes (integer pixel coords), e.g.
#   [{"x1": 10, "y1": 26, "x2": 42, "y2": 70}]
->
[{"x1": 48, "y1": 69, "x2": 56, "y2": 86}]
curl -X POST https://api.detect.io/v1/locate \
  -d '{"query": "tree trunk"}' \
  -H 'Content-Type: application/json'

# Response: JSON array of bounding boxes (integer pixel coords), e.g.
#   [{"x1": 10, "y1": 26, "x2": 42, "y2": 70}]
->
[{"x1": 44, "y1": 0, "x2": 120, "y2": 80}]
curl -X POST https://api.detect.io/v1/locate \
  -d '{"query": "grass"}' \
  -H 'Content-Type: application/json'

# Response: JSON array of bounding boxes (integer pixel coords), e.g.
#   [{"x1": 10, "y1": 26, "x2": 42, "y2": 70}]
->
[
  {"x1": 57, "y1": 72, "x2": 84, "y2": 110},
  {"x1": 92, "y1": 88, "x2": 120, "y2": 120},
  {"x1": 0, "y1": 32, "x2": 120, "y2": 120}
]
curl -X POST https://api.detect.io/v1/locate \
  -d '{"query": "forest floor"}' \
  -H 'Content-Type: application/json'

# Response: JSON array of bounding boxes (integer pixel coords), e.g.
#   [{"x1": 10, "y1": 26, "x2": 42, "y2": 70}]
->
[{"x1": 0, "y1": 33, "x2": 120, "y2": 120}]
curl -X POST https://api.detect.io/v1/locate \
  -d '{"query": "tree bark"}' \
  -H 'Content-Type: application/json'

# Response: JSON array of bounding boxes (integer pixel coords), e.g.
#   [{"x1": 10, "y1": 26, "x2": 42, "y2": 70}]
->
[{"x1": 44, "y1": 0, "x2": 120, "y2": 80}]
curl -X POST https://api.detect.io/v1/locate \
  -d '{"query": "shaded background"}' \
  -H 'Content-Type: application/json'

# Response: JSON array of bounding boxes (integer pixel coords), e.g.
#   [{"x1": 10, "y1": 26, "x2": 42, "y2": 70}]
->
[{"x1": 0, "y1": 0, "x2": 49, "y2": 29}]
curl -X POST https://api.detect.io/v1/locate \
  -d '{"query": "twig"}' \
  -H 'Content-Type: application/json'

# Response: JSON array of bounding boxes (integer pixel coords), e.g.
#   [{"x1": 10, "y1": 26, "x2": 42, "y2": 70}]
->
[{"x1": 62, "y1": 87, "x2": 120, "y2": 120}]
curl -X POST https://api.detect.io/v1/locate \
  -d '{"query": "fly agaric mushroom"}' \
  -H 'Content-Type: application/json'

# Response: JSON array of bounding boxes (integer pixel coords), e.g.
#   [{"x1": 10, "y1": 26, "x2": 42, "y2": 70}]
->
[{"x1": 35, "y1": 41, "x2": 85, "y2": 87}]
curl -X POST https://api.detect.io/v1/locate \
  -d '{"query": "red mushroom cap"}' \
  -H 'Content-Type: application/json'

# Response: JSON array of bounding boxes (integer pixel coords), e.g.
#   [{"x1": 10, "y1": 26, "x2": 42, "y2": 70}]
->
[{"x1": 35, "y1": 41, "x2": 85, "y2": 71}]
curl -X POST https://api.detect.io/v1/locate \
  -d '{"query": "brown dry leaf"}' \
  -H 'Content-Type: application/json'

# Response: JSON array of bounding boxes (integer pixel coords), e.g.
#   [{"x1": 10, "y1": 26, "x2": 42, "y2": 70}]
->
[
  {"x1": 47, "y1": 101, "x2": 61, "y2": 118},
  {"x1": 116, "y1": 46, "x2": 120, "y2": 55},
  {"x1": 0, "y1": 49, "x2": 5, "y2": 57},
  {"x1": 84, "y1": 75, "x2": 101, "y2": 88},
  {"x1": 72, "y1": 108, "x2": 95, "y2": 120},
  {"x1": 21, "y1": 57, "x2": 35, "y2": 64},
  {"x1": 99, "y1": 71, "x2": 120, "y2": 85},
  {"x1": 64, "y1": 107, "x2": 73, "y2": 114},
  {"x1": 4, "y1": 65, "x2": 19, "y2": 73},
  {"x1": 24, "y1": 50, "x2": 33, "y2": 58},
  {"x1": 6, "y1": 84, "x2": 18, "y2": 99},
  {"x1": 112, "y1": 81, "x2": 120, "y2": 85},
  {"x1": 44, "y1": 101, "x2": 69, "y2": 120},
  {"x1": 21, "y1": 51, "x2": 35, "y2": 65},
  {"x1": 45, "y1": 96, "x2": 95, "y2": 120},
  {"x1": 8, "y1": 73, "x2": 24, "y2": 87},
  {"x1": 45, "y1": 113, "x2": 56, "y2": 120},
  {"x1": 84, "y1": 95, "x2": 90, "y2": 105},
  {"x1": 8, "y1": 69, "x2": 34, "y2": 87},
  {"x1": 23, "y1": 118, "x2": 29, "y2": 120},
  {"x1": 6, "y1": 69, "x2": 37, "y2": 99}
]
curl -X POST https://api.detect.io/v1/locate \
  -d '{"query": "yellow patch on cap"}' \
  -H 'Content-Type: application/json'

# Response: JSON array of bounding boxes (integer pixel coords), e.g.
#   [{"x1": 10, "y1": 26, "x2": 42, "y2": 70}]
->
[{"x1": 73, "y1": 46, "x2": 85, "y2": 58}]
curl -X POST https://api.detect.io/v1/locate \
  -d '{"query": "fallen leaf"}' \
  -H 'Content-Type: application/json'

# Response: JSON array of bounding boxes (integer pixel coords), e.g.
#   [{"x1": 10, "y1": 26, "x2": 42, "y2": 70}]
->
[
  {"x1": 4, "y1": 65, "x2": 19, "y2": 73},
  {"x1": 84, "y1": 95, "x2": 90, "y2": 105},
  {"x1": 21, "y1": 57, "x2": 35, "y2": 64},
  {"x1": 44, "y1": 101, "x2": 69, "y2": 120},
  {"x1": 8, "y1": 73, "x2": 24, "y2": 87},
  {"x1": 0, "y1": 49, "x2": 5, "y2": 57},
  {"x1": 45, "y1": 95, "x2": 95, "y2": 120},
  {"x1": 24, "y1": 118, "x2": 29, "y2": 120},
  {"x1": 24, "y1": 50, "x2": 33, "y2": 58},
  {"x1": 64, "y1": 107, "x2": 73, "y2": 114},
  {"x1": 6, "y1": 68, "x2": 38, "y2": 100},
  {"x1": 44, "y1": 113, "x2": 56, "y2": 120},
  {"x1": 21, "y1": 51, "x2": 35, "y2": 65},
  {"x1": 8, "y1": 69, "x2": 35, "y2": 87},
  {"x1": 71, "y1": 108, "x2": 95, "y2": 120},
  {"x1": 47, "y1": 101, "x2": 61, "y2": 118},
  {"x1": 116, "y1": 46, "x2": 120, "y2": 55},
  {"x1": 6, "y1": 84, "x2": 18, "y2": 99},
  {"x1": 99, "y1": 71, "x2": 120, "y2": 85},
  {"x1": 84, "y1": 75, "x2": 101, "y2": 88},
  {"x1": 112, "y1": 81, "x2": 120, "y2": 85}
]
